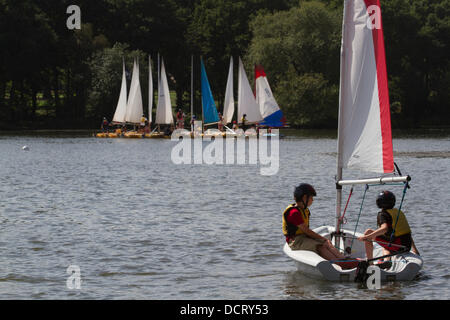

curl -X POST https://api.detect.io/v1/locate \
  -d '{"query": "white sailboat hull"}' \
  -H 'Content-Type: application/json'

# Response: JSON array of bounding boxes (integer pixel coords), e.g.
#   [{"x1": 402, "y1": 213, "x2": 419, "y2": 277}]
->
[{"x1": 283, "y1": 226, "x2": 423, "y2": 282}]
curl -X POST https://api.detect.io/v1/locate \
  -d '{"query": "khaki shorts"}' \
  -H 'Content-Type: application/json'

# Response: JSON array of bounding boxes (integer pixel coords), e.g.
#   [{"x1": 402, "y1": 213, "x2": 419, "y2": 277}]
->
[{"x1": 288, "y1": 234, "x2": 326, "y2": 253}]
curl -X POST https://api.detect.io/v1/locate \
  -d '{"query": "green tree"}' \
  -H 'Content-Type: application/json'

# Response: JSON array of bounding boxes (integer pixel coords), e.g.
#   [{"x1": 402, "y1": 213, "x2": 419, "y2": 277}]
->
[
  {"x1": 186, "y1": 0, "x2": 293, "y2": 110},
  {"x1": 247, "y1": 1, "x2": 341, "y2": 127},
  {"x1": 382, "y1": 0, "x2": 450, "y2": 127}
]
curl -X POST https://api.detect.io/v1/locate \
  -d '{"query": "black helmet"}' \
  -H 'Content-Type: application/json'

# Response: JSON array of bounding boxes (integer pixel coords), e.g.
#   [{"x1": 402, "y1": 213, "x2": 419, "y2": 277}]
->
[
  {"x1": 376, "y1": 190, "x2": 396, "y2": 209},
  {"x1": 294, "y1": 183, "x2": 317, "y2": 202}
]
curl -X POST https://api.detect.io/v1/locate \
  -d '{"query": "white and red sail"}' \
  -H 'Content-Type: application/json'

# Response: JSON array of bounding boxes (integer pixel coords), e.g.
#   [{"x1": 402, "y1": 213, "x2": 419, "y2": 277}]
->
[
  {"x1": 337, "y1": 0, "x2": 394, "y2": 174},
  {"x1": 255, "y1": 65, "x2": 286, "y2": 127}
]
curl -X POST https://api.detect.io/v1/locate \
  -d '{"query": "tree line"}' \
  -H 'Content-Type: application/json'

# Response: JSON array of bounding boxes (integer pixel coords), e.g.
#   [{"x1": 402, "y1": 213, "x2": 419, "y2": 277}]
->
[{"x1": 0, "y1": 0, "x2": 448, "y2": 130}]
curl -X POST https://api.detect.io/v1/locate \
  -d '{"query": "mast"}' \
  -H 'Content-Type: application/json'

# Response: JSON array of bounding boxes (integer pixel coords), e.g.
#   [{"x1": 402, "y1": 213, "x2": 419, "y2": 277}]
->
[
  {"x1": 157, "y1": 53, "x2": 160, "y2": 131},
  {"x1": 149, "y1": 55, "x2": 153, "y2": 125},
  {"x1": 191, "y1": 55, "x2": 193, "y2": 119},
  {"x1": 201, "y1": 56, "x2": 203, "y2": 132},
  {"x1": 335, "y1": 0, "x2": 350, "y2": 246}
]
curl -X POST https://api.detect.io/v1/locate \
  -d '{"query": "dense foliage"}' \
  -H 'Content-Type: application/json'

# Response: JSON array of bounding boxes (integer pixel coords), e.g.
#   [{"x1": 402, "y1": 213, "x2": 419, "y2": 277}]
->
[{"x1": 0, "y1": 0, "x2": 448, "y2": 129}]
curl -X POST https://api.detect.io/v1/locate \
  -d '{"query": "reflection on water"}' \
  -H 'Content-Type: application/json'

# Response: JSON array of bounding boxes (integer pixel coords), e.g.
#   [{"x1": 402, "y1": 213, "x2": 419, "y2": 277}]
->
[{"x1": 0, "y1": 129, "x2": 449, "y2": 299}]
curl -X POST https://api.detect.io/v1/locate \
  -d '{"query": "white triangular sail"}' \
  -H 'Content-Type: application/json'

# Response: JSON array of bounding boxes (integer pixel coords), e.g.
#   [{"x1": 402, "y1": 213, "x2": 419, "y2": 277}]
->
[
  {"x1": 155, "y1": 58, "x2": 174, "y2": 124},
  {"x1": 148, "y1": 55, "x2": 153, "y2": 124},
  {"x1": 112, "y1": 59, "x2": 128, "y2": 123},
  {"x1": 337, "y1": 0, "x2": 394, "y2": 174},
  {"x1": 223, "y1": 57, "x2": 234, "y2": 124},
  {"x1": 335, "y1": 0, "x2": 396, "y2": 237},
  {"x1": 237, "y1": 57, "x2": 263, "y2": 124},
  {"x1": 125, "y1": 59, "x2": 144, "y2": 124}
]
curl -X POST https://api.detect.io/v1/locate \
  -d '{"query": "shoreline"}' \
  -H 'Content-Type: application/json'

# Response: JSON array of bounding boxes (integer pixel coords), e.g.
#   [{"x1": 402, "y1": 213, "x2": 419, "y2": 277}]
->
[{"x1": 1, "y1": 127, "x2": 450, "y2": 139}]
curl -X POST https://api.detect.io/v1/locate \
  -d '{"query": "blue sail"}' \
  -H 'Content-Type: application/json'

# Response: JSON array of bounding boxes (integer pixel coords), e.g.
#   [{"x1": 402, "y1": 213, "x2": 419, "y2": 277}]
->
[{"x1": 201, "y1": 59, "x2": 219, "y2": 125}]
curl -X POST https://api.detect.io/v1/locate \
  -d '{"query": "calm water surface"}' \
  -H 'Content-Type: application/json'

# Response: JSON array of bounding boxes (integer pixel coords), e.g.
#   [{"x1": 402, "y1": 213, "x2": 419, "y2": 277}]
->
[{"x1": 0, "y1": 129, "x2": 449, "y2": 300}]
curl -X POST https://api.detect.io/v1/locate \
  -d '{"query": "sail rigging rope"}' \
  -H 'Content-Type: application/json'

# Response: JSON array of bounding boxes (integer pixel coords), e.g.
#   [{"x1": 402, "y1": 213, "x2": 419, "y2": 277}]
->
[
  {"x1": 338, "y1": 186, "x2": 354, "y2": 227},
  {"x1": 348, "y1": 184, "x2": 369, "y2": 252}
]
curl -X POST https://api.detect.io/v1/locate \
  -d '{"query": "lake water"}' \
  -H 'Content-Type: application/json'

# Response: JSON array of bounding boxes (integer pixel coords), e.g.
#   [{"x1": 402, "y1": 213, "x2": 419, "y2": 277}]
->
[{"x1": 0, "y1": 129, "x2": 449, "y2": 300}]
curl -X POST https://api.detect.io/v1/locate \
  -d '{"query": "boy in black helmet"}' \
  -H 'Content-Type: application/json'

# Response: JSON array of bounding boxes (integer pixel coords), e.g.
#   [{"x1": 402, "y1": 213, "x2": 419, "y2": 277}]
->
[
  {"x1": 358, "y1": 190, "x2": 420, "y2": 263},
  {"x1": 283, "y1": 183, "x2": 354, "y2": 269}
]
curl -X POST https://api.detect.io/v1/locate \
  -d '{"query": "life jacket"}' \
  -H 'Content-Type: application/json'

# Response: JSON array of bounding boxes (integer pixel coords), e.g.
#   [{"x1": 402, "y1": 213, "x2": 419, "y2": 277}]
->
[
  {"x1": 385, "y1": 208, "x2": 411, "y2": 237},
  {"x1": 282, "y1": 204, "x2": 310, "y2": 237}
]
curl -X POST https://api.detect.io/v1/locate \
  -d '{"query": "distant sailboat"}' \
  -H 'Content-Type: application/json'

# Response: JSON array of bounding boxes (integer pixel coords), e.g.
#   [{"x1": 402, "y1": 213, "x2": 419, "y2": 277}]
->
[
  {"x1": 125, "y1": 58, "x2": 144, "y2": 125},
  {"x1": 155, "y1": 57, "x2": 174, "y2": 125},
  {"x1": 121, "y1": 58, "x2": 145, "y2": 138},
  {"x1": 201, "y1": 58, "x2": 224, "y2": 138},
  {"x1": 237, "y1": 57, "x2": 263, "y2": 124},
  {"x1": 96, "y1": 58, "x2": 127, "y2": 138},
  {"x1": 148, "y1": 55, "x2": 153, "y2": 125},
  {"x1": 255, "y1": 64, "x2": 285, "y2": 128},
  {"x1": 201, "y1": 58, "x2": 220, "y2": 126},
  {"x1": 112, "y1": 59, "x2": 128, "y2": 124},
  {"x1": 223, "y1": 57, "x2": 234, "y2": 125},
  {"x1": 151, "y1": 57, "x2": 174, "y2": 138}
]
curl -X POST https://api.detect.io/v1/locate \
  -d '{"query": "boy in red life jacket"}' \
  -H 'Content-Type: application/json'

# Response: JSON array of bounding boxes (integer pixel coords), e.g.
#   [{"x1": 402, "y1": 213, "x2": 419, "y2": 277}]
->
[
  {"x1": 283, "y1": 183, "x2": 355, "y2": 269},
  {"x1": 358, "y1": 190, "x2": 420, "y2": 264},
  {"x1": 176, "y1": 109, "x2": 184, "y2": 129}
]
